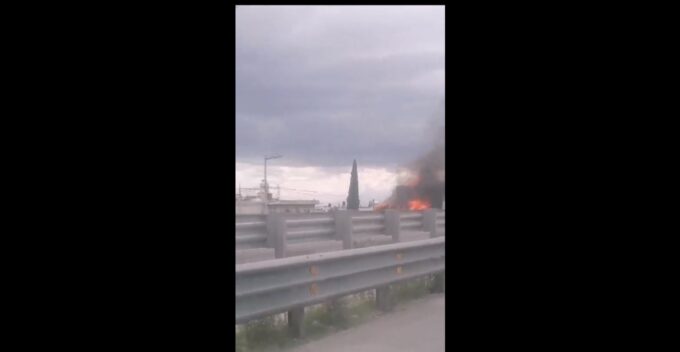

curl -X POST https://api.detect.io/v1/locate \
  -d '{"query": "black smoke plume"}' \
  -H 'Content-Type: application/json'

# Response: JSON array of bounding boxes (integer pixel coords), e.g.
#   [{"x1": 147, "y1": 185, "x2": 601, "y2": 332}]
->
[{"x1": 377, "y1": 102, "x2": 445, "y2": 210}]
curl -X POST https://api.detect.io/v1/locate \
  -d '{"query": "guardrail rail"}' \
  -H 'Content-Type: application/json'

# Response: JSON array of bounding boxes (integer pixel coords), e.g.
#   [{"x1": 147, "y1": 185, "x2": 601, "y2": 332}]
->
[
  {"x1": 235, "y1": 209, "x2": 445, "y2": 264},
  {"x1": 235, "y1": 237, "x2": 445, "y2": 324}
]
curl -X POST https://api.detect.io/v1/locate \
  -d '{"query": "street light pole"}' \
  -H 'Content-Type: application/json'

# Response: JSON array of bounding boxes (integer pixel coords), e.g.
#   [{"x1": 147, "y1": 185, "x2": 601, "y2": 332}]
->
[{"x1": 264, "y1": 154, "x2": 282, "y2": 201}]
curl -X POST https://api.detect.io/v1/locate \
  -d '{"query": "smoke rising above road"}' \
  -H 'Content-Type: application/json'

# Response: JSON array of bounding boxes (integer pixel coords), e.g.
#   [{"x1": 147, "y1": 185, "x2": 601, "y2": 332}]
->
[{"x1": 377, "y1": 101, "x2": 445, "y2": 210}]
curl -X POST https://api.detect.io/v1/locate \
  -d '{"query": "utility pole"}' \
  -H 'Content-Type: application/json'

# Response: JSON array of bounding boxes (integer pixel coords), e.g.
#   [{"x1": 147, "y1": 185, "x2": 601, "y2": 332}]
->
[{"x1": 264, "y1": 154, "x2": 282, "y2": 201}]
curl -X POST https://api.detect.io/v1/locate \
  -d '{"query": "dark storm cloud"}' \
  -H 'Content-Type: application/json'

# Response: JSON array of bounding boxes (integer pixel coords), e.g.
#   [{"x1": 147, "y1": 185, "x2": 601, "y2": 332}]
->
[{"x1": 236, "y1": 5, "x2": 444, "y2": 167}]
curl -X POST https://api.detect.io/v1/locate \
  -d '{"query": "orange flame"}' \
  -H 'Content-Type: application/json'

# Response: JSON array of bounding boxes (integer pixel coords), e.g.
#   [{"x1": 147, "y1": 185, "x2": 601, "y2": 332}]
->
[{"x1": 408, "y1": 199, "x2": 431, "y2": 211}]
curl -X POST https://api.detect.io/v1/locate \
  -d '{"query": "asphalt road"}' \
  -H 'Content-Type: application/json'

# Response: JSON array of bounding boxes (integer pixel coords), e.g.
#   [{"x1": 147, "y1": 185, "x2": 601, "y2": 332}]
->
[{"x1": 286, "y1": 293, "x2": 445, "y2": 352}]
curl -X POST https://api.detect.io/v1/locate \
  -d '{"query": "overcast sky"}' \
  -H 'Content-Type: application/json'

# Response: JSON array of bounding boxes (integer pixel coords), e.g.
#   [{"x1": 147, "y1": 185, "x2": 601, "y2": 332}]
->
[{"x1": 236, "y1": 5, "x2": 444, "y2": 204}]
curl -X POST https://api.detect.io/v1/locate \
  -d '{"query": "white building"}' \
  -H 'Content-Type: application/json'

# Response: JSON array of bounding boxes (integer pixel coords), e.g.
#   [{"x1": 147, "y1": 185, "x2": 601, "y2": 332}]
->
[{"x1": 267, "y1": 200, "x2": 319, "y2": 214}]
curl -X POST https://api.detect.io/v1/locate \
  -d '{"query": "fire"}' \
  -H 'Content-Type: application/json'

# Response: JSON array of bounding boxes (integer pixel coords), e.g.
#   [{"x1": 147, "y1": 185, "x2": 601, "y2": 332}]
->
[
  {"x1": 408, "y1": 199, "x2": 430, "y2": 211},
  {"x1": 374, "y1": 199, "x2": 430, "y2": 212},
  {"x1": 370, "y1": 152, "x2": 443, "y2": 212}
]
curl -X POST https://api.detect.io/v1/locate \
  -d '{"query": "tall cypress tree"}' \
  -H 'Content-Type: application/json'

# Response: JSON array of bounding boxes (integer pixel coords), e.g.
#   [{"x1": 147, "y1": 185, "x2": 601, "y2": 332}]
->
[{"x1": 347, "y1": 159, "x2": 360, "y2": 210}]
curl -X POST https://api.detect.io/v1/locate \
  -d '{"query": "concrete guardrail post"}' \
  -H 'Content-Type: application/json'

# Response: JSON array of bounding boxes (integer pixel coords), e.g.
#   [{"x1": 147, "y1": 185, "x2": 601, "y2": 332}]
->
[
  {"x1": 325, "y1": 210, "x2": 353, "y2": 328},
  {"x1": 273, "y1": 215, "x2": 288, "y2": 259},
  {"x1": 276, "y1": 215, "x2": 305, "y2": 337},
  {"x1": 431, "y1": 271, "x2": 445, "y2": 293},
  {"x1": 288, "y1": 306, "x2": 305, "y2": 338},
  {"x1": 376, "y1": 284, "x2": 394, "y2": 312},
  {"x1": 265, "y1": 213, "x2": 278, "y2": 248},
  {"x1": 378, "y1": 209, "x2": 398, "y2": 311},
  {"x1": 422, "y1": 209, "x2": 437, "y2": 238},
  {"x1": 385, "y1": 209, "x2": 401, "y2": 243},
  {"x1": 334, "y1": 210, "x2": 353, "y2": 249}
]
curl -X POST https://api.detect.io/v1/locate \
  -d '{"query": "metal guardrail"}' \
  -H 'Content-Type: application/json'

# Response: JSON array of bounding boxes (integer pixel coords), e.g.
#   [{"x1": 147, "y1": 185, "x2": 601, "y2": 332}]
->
[
  {"x1": 287, "y1": 217, "x2": 334, "y2": 226},
  {"x1": 235, "y1": 233, "x2": 268, "y2": 245},
  {"x1": 236, "y1": 215, "x2": 268, "y2": 250},
  {"x1": 287, "y1": 227, "x2": 336, "y2": 240},
  {"x1": 400, "y1": 212, "x2": 423, "y2": 220},
  {"x1": 235, "y1": 210, "x2": 445, "y2": 263},
  {"x1": 235, "y1": 221, "x2": 267, "y2": 230},
  {"x1": 400, "y1": 220, "x2": 423, "y2": 229},
  {"x1": 352, "y1": 223, "x2": 385, "y2": 233},
  {"x1": 284, "y1": 215, "x2": 336, "y2": 244},
  {"x1": 235, "y1": 237, "x2": 445, "y2": 324},
  {"x1": 352, "y1": 214, "x2": 384, "y2": 222},
  {"x1": 350, "y1": 213, "x2": 385, "y2": 238}
]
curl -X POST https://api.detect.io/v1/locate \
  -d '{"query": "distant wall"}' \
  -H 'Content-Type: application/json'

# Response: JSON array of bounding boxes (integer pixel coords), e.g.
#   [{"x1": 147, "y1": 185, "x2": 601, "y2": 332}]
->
[
  {"x1": 235, "y1": 201, "x2": 267, "y2": 215},
  {"x1": 268, "y1": 204, "x2": 315, "y2": 214}
]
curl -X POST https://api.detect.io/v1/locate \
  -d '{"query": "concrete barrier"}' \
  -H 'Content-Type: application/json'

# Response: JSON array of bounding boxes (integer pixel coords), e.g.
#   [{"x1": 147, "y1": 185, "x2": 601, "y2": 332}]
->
[{"x1": 235, "y1": 210, "x2": 446, "y2": 261}]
